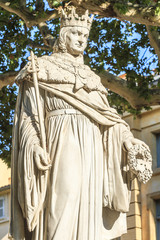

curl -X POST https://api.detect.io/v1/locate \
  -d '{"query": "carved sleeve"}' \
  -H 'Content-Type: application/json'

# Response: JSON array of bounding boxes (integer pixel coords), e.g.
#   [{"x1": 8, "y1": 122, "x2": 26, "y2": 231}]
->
[
  {"x1": 122, "y1": 124, "x2": 134, "y2": 146},
  {"x1": 17, "y1": 80, "x2": 45, "y2": 228},
  {"x1": 19, "y1": 80, "x2": 45, "y2": 146}
]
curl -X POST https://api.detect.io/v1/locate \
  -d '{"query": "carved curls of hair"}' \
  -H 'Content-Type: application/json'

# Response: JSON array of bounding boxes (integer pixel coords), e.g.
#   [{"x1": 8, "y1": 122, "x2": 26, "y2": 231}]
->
[{"x1": 53, "y1": 27, "x2": 73, "y2": 53}]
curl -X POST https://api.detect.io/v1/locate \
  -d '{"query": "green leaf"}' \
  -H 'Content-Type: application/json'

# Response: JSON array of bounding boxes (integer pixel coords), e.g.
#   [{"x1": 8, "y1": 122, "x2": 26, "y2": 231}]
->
[{"x1": 29, "y1": 6, "x2": 33, "y2": 12}]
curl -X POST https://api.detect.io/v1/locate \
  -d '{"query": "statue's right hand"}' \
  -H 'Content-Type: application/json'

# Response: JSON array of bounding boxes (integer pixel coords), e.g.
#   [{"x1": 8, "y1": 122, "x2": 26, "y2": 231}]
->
[{"x1": 33, "y1": 145, "x2": 51, "y2": 171}]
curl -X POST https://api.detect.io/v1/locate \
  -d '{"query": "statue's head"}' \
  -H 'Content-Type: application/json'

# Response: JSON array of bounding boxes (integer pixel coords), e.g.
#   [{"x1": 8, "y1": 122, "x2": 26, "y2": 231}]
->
[{"x1": 56, "y1": 8, "x2": 93, "y2": 56}]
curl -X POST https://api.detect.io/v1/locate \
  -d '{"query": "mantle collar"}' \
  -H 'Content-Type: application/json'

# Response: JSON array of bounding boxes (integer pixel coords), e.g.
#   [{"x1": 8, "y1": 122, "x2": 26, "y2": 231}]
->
[{"x1": 51, "y1": 52, "x2": 84, "y2": 65}]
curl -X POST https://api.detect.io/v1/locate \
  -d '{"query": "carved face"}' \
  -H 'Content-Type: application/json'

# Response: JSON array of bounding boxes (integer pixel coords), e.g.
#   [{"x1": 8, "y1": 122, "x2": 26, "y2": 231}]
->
[{"x1": 65, "y1": 27, "x2": 89, "y2": 56}]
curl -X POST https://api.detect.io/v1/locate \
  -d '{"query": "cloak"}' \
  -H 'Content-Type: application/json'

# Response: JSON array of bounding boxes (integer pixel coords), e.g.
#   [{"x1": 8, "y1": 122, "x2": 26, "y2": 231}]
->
[{"x1": 10, "y1": 53, "x2": 134, "y2": 240}]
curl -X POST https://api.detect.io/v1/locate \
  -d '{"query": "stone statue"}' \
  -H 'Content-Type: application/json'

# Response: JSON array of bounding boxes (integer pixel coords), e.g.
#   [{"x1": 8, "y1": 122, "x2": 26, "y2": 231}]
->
[{"x1": 10, "y1": 8, "x2": 152, "y2": 240}]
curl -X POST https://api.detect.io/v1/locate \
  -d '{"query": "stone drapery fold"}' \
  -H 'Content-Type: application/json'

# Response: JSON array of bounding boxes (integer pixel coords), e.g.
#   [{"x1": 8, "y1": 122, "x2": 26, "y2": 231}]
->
[{"x1": 10, "y1": 54, "x2": 133, "y2": 240}]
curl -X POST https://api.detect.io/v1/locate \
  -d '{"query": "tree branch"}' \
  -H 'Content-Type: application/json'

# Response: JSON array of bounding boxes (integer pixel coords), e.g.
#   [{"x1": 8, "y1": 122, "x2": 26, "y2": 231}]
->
[
  {"x1": 146, "y1": 25, "x2": 160, "y2": 62},
  {"x1": 98, "y1": 71, "x2": 160, "y2": 108},
  {"x1": 28, "y1": 39, "x2": 52, "y2": 50},
  {"x1": 47, "y1": 0, "x2": 64, "y2": 8},
  {"x1": 20, "y1": 0, "x2": 26, "y2": 8},
  {"x1": 0, "y1": 72, "x2": 18, "y2": 88},
  {"x1": 38, "y1": 22, "x2": 56, "y2": 47},
  {"x1": 36, "y1": 0, "x2": 44, "y2": 11},
  {"x1": 0, "y1": 1, "x2": 59, "y2": 27},
  {"x1": 0, "y1": 1, "x2": 32, "y2": 26},
  {"x1": 1, "y1": 0, "x2": 160, "y2": 28},
  {"x1": 72, "y1": 0, "x2": 160, "y2": 27}
]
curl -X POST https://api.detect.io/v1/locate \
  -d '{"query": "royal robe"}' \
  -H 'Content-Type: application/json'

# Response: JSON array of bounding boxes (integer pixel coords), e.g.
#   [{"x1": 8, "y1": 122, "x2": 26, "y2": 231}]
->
[{"x1": 10, "y1": 52, "x2": 134, "y2": 240}]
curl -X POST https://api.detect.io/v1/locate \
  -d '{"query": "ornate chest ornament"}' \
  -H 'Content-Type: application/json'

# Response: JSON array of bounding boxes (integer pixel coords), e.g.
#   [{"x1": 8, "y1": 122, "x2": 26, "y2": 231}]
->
[{"x1": 128, "y1": 144, "x2": 153, "y2": 184}]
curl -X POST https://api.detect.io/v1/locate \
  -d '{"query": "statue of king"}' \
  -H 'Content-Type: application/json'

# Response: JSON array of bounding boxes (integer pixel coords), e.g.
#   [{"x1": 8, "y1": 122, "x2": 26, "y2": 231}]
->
[{"x1": 10, "y1": 8, "x2": 151, "y2": 240}]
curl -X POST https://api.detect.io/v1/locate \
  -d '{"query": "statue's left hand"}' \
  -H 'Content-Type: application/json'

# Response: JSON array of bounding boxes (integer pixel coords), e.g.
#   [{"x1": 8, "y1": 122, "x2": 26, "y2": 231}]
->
[{"x1": 123, "y1": 137, "x2": 150, "y2": 152}]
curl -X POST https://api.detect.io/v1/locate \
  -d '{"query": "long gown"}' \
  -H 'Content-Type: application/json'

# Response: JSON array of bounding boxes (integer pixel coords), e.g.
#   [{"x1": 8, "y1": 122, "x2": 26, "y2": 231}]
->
[
  {"x1": 10, "y1": 53, "x2": 133, "y2": 240},
  {"x1": 45, "y1": 93, "x2": 104, "y2": 240}
]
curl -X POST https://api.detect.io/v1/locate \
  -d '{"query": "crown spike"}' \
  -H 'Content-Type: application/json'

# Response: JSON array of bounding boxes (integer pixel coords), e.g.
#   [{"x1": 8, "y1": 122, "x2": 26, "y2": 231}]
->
[
  {"x1": 60, "y1": 8, "x2": 93, "y2": 30},
  {"x1": 72, "y1": 8, "x2": 75, "y2": 15},
  {"x1": 61, "y1": 9, "x2": 65, "y2": 17},
  {"x1": 85, "y1": 10, "x2": 89, "y2": 16}
]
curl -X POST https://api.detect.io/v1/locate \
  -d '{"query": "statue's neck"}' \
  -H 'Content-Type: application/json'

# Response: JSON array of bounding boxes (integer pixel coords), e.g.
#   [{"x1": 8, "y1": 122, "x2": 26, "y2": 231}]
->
[{"x1": 52, "y1": 52, "x2": 84, "y2": 65}]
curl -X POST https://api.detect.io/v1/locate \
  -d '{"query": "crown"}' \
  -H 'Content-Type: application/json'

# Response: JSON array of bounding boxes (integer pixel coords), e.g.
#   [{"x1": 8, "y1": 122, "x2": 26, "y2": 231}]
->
[{"x1": 60, "y1": 8, "x2": 94, "y2": 30}]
